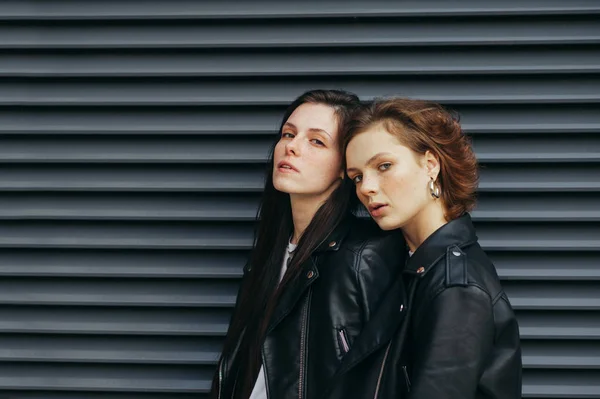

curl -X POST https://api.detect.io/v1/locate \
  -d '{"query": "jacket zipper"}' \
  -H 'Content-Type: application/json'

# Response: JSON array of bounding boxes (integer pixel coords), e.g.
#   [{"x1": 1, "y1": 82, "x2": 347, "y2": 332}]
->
[
  {"x1": 373, "y1": 341, "x2": 392, "y2": 399},
  {"x1": 217, "y1": 356, "x2": 225, "y2": 399},
  {"x1": 299, "y1": 288, "x2": 312, "y2": 399},
  {"x1": 402, "y1": 365, "x2": 411, "y2": 392},
  {"x1": 337, "y1": 328, "x2": 350, "y2": 354}
]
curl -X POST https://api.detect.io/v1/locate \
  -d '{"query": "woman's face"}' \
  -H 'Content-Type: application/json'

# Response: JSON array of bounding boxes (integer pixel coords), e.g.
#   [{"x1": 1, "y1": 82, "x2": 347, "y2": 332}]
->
[
  {"x1": 345, "y1": 125, "x2": 435, "y2": 230},
  {"x1": 272, "y1": 103, "x2": 343, "y2": 198}
]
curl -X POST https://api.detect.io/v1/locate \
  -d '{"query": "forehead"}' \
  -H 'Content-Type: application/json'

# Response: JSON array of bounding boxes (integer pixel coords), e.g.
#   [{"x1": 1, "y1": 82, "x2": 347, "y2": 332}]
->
[
  {"x1": 346, "y1": 126, "x2": 413, "y2": 167},
  {"x1": 347, "y1": 126, "x2": 399, "y2": 154},
  {"x1": 285, "y1": 103, "x2": 338, "y2": 133}
]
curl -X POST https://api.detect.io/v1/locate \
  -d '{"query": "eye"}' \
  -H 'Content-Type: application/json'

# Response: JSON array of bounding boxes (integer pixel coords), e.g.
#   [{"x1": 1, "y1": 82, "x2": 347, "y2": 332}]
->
[
  {"x1": 351, "y1": 175, "x2": 363, "y2": 184},
  {"x1": 378, "y1": 162, "x2": 392, "y2": 171},
  {"x1": 282, "y1": 132, "x2": 294, "y2": 139},
  {"x1": 310, "y1": 138, "x2": 325, "y2": 146}
]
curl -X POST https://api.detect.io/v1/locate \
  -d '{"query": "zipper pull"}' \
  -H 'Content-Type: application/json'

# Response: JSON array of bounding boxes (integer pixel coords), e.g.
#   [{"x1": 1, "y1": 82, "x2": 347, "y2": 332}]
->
[
  {"x1": 337, "y1": 328, "x2": 350, "y2": 354},
  {"x1": 402, "y1": 365, "x2": 411, "y2": 392}
]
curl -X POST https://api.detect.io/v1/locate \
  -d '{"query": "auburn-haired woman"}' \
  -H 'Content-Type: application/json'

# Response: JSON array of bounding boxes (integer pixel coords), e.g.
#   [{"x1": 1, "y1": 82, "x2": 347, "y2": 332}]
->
[
  {"x1": 211, "y1": 90, "x2": 405, "y2": 399},
  {"x1": 336, "y1": 98, "x2": 522, "y2": 398}
]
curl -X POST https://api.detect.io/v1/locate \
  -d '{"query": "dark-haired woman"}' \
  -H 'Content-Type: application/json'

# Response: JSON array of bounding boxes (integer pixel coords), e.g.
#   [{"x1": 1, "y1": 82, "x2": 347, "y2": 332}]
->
[
  {"x1": 335, "y1": 98, "x2": 522, "y2": 398},
  {"x1": 211, "y1": 90, "x2": 405, "y2": 399}
]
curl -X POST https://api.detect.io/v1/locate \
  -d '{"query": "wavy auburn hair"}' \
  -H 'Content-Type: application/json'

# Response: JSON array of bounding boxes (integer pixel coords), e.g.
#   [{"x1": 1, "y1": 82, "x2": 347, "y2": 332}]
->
[{"x1": 345, "y1": 98, "x2": 479, "y2": 220}]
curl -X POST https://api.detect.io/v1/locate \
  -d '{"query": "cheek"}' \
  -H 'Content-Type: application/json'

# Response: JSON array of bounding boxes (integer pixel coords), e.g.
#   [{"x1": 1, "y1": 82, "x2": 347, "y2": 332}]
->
[
  {"x1": 310, "y1": 151, "x2": 342, "y2": 178},
  {"x1": 273, "y1": 141, "x2": 285, "y2": 160},
  {"x1": 383, "y1": 167, "x2": 425, "y2": 201}
]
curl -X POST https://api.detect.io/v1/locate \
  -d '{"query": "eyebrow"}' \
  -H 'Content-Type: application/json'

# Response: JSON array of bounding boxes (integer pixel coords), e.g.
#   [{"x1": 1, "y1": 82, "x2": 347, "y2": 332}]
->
[
  {"x1": 346, "y1": 152, "x2": 393, "y2": 174},
  {"x1": 283, "y1": 122, "x2": 333, "y2": 140}
]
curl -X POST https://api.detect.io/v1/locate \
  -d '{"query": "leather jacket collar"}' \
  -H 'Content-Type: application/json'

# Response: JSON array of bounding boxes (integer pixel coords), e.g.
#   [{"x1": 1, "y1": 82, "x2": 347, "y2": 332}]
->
[
  {"x1": 266, "y1": 214, "x2": 357, "y2": 335},
  {"x1": 313, "y1": 214, "x2": 353, "y2": 253},
  {"x1": 405, "y1": 213, "x2": 478, "y2": 277}
]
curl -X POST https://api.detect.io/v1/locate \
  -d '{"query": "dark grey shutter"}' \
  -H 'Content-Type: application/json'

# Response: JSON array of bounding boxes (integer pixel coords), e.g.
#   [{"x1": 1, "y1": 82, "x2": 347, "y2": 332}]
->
[{"x1": 2, "y1": 1, "x2": 599, "y2": 397}]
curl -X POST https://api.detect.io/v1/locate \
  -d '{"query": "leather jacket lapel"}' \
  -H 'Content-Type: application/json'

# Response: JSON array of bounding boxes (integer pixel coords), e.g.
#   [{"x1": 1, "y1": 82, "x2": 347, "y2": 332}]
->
[
  {"x1": 333, "y1": 275, "x2": 407, "y2": 377},
  {"x1": 267, "y1": 256, "x2": 319, "y2": 334}
]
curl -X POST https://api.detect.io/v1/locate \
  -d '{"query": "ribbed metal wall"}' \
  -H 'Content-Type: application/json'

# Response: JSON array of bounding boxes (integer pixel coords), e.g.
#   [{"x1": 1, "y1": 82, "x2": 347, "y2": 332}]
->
[{"x1": 1, "y1": 1, "x2": 599, "y2": 397}]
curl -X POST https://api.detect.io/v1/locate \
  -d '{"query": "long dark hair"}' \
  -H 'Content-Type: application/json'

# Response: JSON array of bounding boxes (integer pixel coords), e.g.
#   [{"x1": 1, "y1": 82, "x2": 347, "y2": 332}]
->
[{"x1": 212, "y1": 89, "x2": 360, "y2": 399}]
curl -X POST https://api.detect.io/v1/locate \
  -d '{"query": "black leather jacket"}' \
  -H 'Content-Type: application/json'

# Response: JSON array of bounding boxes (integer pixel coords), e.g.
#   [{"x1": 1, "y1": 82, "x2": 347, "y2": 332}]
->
[
  {"x1": 324, "y1": 214, "x2": 522, "y2": 398},
  {"x1": 214, "y1": 215, "x2": 405, "y2": 399}
]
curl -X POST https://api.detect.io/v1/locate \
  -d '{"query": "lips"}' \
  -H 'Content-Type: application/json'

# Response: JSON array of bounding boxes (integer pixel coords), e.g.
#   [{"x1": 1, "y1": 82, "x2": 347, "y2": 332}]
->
[
  {"x1": 277, "y1": 160, "x2": 299, "y2": 173},
  {"x1": 368, "y1": 203, "x2": 388, "y2": 218}
]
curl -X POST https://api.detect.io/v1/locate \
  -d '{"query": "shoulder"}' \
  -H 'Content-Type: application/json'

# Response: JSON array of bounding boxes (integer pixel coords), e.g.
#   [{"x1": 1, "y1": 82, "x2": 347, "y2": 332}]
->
[
  {"x1": 422, "y1": 243, "x2": 504, "y2": 306},
  {"x1": 338, "y1": 216, "x2": 406, "y2": 273}
]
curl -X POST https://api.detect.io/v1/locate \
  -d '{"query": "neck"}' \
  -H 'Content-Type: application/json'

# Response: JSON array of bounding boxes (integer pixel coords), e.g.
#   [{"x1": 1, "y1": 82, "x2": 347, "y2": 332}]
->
[
  {"x1": 288, "y1": 196, "x2": 323, "y2": 245},
  {"x1": 402, "y1": 201, "x2": 448, "y2": 252},
  {"x1": 288, "y1": 183, "x2": 339, "y2": 244}
]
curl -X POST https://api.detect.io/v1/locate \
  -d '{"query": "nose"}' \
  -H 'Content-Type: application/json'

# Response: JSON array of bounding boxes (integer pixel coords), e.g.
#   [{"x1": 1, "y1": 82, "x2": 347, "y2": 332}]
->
[
  {"x1": 359, "y1": 174, "x2": 378, "y2": 197},
  {"x1": 285, "y1": 137, "x2": 300, "y2": 156}
]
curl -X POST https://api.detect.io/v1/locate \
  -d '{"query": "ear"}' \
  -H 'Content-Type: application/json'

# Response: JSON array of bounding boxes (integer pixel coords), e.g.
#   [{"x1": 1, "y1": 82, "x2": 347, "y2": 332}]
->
[{"x1": 424, "y1": 150, "x2": 441, "y2": 180}]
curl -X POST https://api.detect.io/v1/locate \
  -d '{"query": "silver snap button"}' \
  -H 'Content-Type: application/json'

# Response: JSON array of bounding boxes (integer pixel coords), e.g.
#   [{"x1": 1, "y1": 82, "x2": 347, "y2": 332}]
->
[
  {"x1": 452, "y1": 251, "x2": 461, "y2": 257},
  {"x1": 307, "y1": 271, "x2": 314, "y2": 279},
  {"x1": 328, "y1": 241, "x2": 337, "y2": 248},
  {"x1": 400, "y1": 304, "x2": 404, "y2": 312}
]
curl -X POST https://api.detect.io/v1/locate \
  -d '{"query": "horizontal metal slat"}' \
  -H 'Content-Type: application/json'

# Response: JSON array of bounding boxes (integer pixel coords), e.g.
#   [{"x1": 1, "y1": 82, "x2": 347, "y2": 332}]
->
[
  {"x1": 0, "y1": 335, "x2": 221, "y2": 365},
  {"x1": 523, "y1": 370, "x2": 600, "y2": 398},
  {"x1": 478, "y1": 164, "x2": 600, "y2": 193},
  {"x1": 6, "y1": 17, "x2": 599, "y2": 49},
  {"x1": 491, "y1": 251, "x2": 600, "y2": 280},
  {"x1": 0, "y1": 193, "x2": 261, "y2": 221},
  {"x1": 0, "y1": 363, "x2": 209, "y2": 392},
  {"x1": 0, "y1": 248, "x2": 247, "y2": 278},
  {"x1": 1, "y1": 47, "x2": 598, "y2": 77},
  {"x1": 0, "y1": 221, "x2": 254, "y2": 249},
  {"x1": 0, "y1": 307, "x2": 231, "y2": 335},
  {"x1": 473, "y1": 134, "x2": 600, "y2": 163},
  {"x1": 475, "y1": 221, "x2": 600, "y2": 251},
  {"x1": 0, "y1": 136, "x2": 272, "y2": 164},
  {"x1": 522, "y1": 340, "x2": 600, "y2": 369},
  {"x1": 0, "y1": 393, "x2": 206, "y2": 399},
  {"x1": 0, "y1": 165, "x2": 267, "y2": 192},
  {"x1": 8, "y1": 76, "x2": 600, "y2": 106},
  {"x1": 0, "y1": 278, "x2": 238, "y2": 307},
  {"x1": 2, "y1": 0, "x2": 598, "y2": 19},
  {"x1": 504, "y1": 281, "x2": 600, "y2": 310},
  {"x1": 0, "y1": 107, "x2": 282, "y2": 135},
  {"x1": 518, "y1": 310, "x2": 600, "y2": 340},
  {"x1": 474, "y1": 193, "x2": 600, "y2": 222},
  {"x1": 1, "y1": 104, "x2": 598, "y2": 135}
]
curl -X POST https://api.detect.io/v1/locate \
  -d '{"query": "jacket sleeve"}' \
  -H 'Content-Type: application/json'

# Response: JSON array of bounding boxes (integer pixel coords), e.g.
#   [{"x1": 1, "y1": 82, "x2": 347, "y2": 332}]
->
[
  {"x1": 356, "y1": 234, "x2": 405, "y2": 320},
  {"x1": 407, "y1": 285, "x2": 495, "y2": 399}
]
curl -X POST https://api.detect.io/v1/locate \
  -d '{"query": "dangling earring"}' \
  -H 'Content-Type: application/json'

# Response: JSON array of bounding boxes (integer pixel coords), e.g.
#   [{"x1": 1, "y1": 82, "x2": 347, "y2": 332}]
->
[{"x1": 429, "y1": 177, "x2": 440, "y2": 199}]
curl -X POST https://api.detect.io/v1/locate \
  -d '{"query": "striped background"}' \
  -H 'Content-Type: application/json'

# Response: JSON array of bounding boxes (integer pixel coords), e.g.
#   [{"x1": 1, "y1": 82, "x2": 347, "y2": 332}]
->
[{"x1": 1, "y1": 1, "x2": 599, "y2": 397}]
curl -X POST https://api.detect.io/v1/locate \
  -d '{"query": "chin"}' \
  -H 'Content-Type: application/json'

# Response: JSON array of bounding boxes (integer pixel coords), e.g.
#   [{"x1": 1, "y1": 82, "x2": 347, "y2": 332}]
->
[
  {"x1": 273, "y1": 178, "x2": 299, "y2": 194},
  {"x1": 373, "y1": 216, "x2": 403, "y2": 231}
]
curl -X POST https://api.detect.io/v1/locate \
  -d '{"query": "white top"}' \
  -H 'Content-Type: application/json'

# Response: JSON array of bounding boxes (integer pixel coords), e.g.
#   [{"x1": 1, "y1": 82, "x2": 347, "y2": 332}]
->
[{"x1": 249, "y1": 241, "x2": 297, "y2": 399}]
